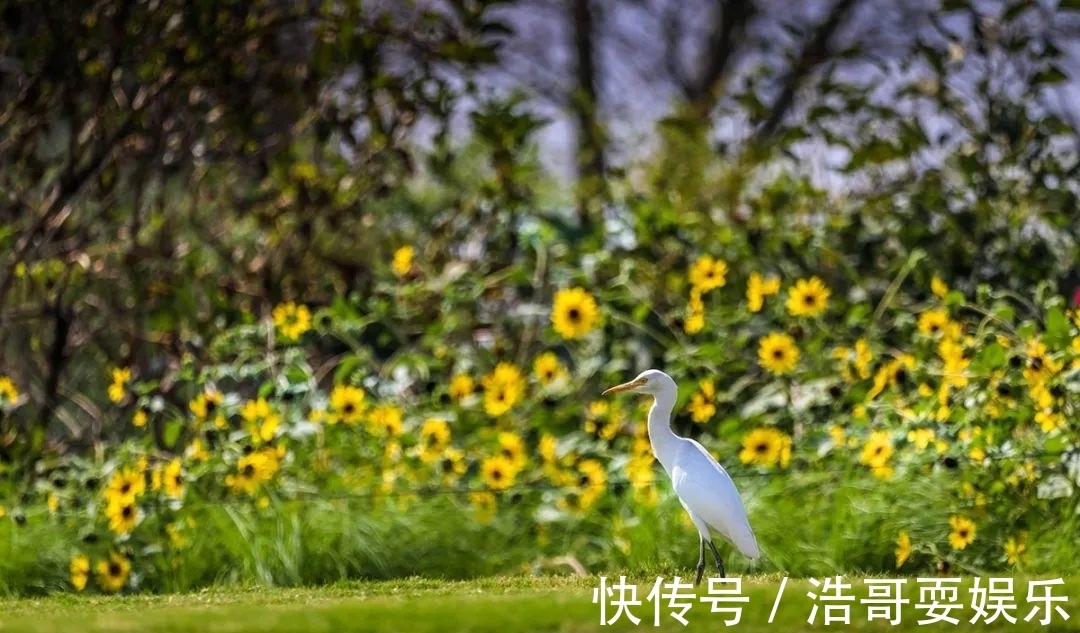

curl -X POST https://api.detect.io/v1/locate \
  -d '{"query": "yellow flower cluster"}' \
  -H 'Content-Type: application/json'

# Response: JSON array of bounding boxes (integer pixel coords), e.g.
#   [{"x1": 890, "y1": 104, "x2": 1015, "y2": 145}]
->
[
  {"x1": 107, "y1": 367, "x2": 131, "y2": 404},
  {"x1": 687, "y1": 379, "x2": 716, "y2": 423},
  {"x1": 684, "y1": 256, "x2": 728, "y2": 334},
  {"x1": 70, "y1": 552, "x2": 131, "y2": 593},
  {"x1": 240, "y1": 398, "x2": 280, "y2": 445},
  {"x1": 103, "y1": 466, "x2": 145, "y2": 536}
]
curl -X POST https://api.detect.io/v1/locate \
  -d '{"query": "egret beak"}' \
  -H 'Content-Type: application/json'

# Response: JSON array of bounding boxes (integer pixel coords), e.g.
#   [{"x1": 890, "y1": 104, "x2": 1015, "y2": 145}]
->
[{"x1": 603, "y1": 377, "x2": 645, "y2": 396}]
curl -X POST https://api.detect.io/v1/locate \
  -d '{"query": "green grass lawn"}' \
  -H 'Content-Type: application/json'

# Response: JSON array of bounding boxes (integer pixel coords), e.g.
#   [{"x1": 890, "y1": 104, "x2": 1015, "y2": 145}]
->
[{"x1": 1, "y1": 575, "x2": 1077, "y2": 632}]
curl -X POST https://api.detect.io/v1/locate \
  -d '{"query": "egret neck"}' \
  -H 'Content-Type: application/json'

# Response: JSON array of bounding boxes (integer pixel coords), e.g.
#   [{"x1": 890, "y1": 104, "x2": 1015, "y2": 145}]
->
[{"x1": 646, "y1": 386, "x2": 680, "y2": 475}]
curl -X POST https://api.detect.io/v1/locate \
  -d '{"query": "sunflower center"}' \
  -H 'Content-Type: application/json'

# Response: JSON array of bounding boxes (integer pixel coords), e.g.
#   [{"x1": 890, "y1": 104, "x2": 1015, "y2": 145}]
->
[
  {"x1": 109, "y1": 562, "x2": 122, "y2": 576},
  {"x1": 120, "y1": 482, "x2": 132, "y2": 495},
  {"x1": 772, "y1": 348, "x2": 785, "y2": 360},
  {"x1": 243, "y1": 464, "x2": 256, "y2": 478},
  {"x1": 121, "y1": 504, "x2": 134, "y2": 519},
  {"x1": 567, "y1": 308, "x2": 581, "y2": 323},
  {"x1": 342, "y1": 402, "x2": 356, "y2": 415},
  {"x1": 578, "y1": 474, "x2": 590, "y2": 487},
  {"x1": 803, "y1": 294, "x2": 816, "y2": 306},
  {"x1": 441, "y1": 458, "x2": 455, "y2": 472},
  {"x1": 873, "y1": 446, "x2": 883, "y2": 456},
  {"x1": 491, "y1": 469, "x2": 503, "y2": 481},
  {"x1": 754, "y1": 442, "x2": 769, "y2": 454}
]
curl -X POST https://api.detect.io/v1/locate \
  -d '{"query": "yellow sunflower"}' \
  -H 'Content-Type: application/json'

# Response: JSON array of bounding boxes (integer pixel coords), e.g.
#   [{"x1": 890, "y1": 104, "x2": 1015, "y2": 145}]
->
[
  {"x1": 70, "y1": 554, "x2": 90, "y2": 591},
  {"x1": 448, "y1": 373, "x2": 475, "y2": 402},
  {"x1": 497, "y1": 431, "x2": 528, "y2": 472},
  {"x1": 368, "y1": 403, "x2": 403, "y2": 437},
  {"x1": 480, "y1": 455, "x2": 517, "y2": 491},
  {"x1": 240, "y1": 397, "x2": 280, "y2": 444},
  {"x1": 688, "y1": 379, "x2": 716, "y2": 423},
  {"x1": 470, "y1": 491, "x2": 497, "y2": 524},
  {"x1": 758, "y1": 332, "x2": 800, "y2": 375},
  {"x1": 272, "y1": 301, "x2": 312, "y2": 342},
  {"x1": 860, "y1": 430, "x2": 894, "y2": 469},
  {"x1": 95, "y1": 552, "x2": 131, "y2": 593},
  {"x1": 577, "y1": 459, "x2": 608, "y2": 491},
  {"x1": 0, "y1": 376, "x2": 19, "y2": 405},
  {"x1": 106, "y1": 467, "x2": 146, "y2": 501},
  {"x1": 948, "y1": 515, "x2": 976, "y2": 550},
  {"x1": 417, "y1": 420, "x2": 451, "y2": 463},
  {"x1": 104, "y1": 496, "x2": 139, "y2": 536},
  {"x1": 152, "y1": 458, "x2": 184, "y2": 499},
  {"x1": 895, "y1": 531, "x2": 912, "y2": 568},
  {"x1": 738, "y1": 427, "x2": 790, "y2": 467},
  {"x1": 917, "y1": 308, "x2": 951, "y2": 336},
  {"x1": 392, "y1": 246, "x2": 414, "y2": 278},
  {"x1": 1004, "y1": 534, "x2": 1028, "y2": 566},
  {"x1": 561, "y1": 458, "x2": 605, "y2": 511},
  {"x1": 437, "y1": 447, "x2": 468, "y2": 484},
  {"x1": 107, "y1": 367, "x2": 131, "y2": 403},
  {"x1": 328, "y1": 384, "x2": 366, "y2": 425},
  {"x1": 533, "y1": 352, "x2": 567, "y2": 386},
  {"x1": 225, "y1": 448, "x2": 281, "y2": 496},
  {"x1": 689, "y1": 255, "x2": 728, "y2": 293},
  {"x1": 931, "y1": 276, "x2": 949, "y2": 299},
  {"x1": 785, "y1": 276, "x2": 831, "y2": 317},
  {"x1": 551, "y1": 287, "x2": 600, "y2": 340},
  {"x1": 746, "y1": 272, "x2": 781, "y2": 312},
  {"x1": 189, "y1": 389, "x2": 226, "y2": 429},
  {"x1": 907, "y1": 428, "x2": 935, "y2": 451},
  {"x1": 480, "y1": 363, "x2": 527, "y2": 417}
]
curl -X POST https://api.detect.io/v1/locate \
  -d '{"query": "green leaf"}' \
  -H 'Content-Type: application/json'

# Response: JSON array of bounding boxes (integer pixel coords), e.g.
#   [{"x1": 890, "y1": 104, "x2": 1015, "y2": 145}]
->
[
  {"x1": 1032, "y1": 66, "x2": 1068, "y2": 85},
  {"x1": 973, "y1": 342, "x2": 1006, "y2": 371},
  {"x1": 1044, "y1": 306, "x2": 1071, "y2": 348},
  {"x1": 163, "y1": 420, "x2": 183, "y2": 449},
  {"x1": 944, "y1": 290, "x2": 965, "y2": 308}
]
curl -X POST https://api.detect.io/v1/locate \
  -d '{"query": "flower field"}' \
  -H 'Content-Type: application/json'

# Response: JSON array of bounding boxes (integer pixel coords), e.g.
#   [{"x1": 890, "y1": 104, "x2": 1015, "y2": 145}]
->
[{"x1": 3, "y1": 235, "x2": 1079, "y2": 596}]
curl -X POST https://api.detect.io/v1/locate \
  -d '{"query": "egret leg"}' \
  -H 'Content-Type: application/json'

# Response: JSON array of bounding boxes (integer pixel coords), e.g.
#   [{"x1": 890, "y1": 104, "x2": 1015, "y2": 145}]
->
[
  {"x1": 706, "y1": 540, "x2": 726, "y2": 578},
  {"x1": 694, "y1": 536, "x2": 706, "y2": 586}
]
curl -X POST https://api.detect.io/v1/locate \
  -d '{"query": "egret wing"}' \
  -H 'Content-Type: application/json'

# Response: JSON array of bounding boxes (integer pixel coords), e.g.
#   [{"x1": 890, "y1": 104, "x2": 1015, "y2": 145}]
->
[{"x1": 670, "y1": 440, "x2": 760, "y2": 559}]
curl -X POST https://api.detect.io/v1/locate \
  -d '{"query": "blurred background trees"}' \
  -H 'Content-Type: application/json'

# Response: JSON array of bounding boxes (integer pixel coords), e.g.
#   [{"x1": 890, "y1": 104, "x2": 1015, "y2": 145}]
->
[{"x1": 1, "y1": 0, "x2": 1078, "y2": 463}]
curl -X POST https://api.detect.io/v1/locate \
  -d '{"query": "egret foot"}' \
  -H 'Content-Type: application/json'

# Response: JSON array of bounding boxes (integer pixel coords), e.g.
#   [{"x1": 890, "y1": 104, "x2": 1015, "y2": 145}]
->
[
  {"x1": 694, "y1": 537, "x2": 706, "y2": 586},
  {"x1": 706, "y1": 539, "x2": 726, "y2": 578}
]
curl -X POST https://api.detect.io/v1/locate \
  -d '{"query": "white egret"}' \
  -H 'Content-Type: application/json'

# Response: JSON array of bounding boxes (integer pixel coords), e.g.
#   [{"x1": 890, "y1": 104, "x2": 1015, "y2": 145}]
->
[{"x1": 603, "y1": 369, "x2": 760, "y2": 585}]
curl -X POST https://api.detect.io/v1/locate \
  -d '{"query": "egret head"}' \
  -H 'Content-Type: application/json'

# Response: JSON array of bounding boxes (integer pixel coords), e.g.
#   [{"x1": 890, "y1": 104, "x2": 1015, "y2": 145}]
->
[{"x1": 602, "y1": 369, "x2": 676, "y2": 397}]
